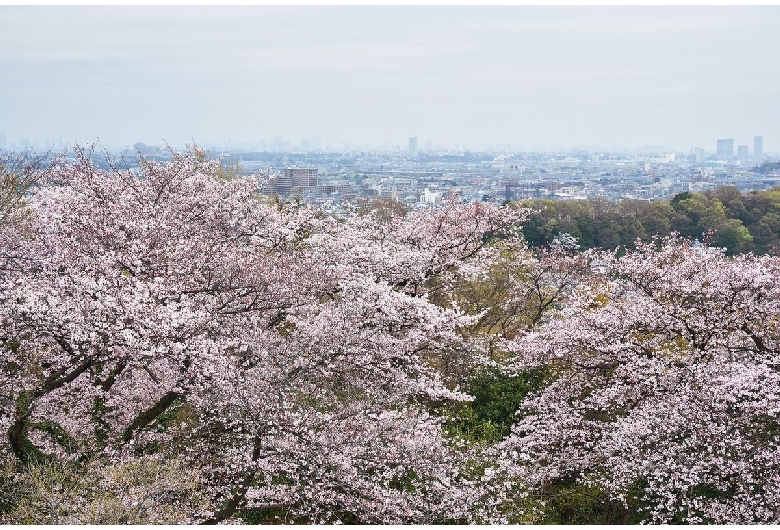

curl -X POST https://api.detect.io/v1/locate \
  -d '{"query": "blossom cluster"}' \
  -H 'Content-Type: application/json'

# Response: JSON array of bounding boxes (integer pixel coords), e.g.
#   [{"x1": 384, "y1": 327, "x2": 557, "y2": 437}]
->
[{"x1": 0, "y1": 151, "x2": 524, "y2": 523}]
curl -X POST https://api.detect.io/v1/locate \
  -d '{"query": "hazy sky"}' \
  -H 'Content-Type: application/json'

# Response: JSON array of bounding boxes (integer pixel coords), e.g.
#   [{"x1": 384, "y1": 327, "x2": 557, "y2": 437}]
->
[{"x1": 2, "y1": 6, "x2": 779, "y2": 151}]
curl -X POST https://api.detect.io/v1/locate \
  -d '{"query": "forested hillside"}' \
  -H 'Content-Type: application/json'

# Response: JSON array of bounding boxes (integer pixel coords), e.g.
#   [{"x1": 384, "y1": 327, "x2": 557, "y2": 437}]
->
[
  {"x1": 1, "y1": 151, "x2": 779, "y2": 524},
  {"x1": 521, "y1": 186, "x2": 780, "y2": 255}
]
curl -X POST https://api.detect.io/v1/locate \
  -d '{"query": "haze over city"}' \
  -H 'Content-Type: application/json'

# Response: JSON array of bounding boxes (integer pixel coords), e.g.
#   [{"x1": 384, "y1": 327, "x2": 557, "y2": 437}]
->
[{"x1": 2, "y1": 6, "x2": 779, "y2": 153}]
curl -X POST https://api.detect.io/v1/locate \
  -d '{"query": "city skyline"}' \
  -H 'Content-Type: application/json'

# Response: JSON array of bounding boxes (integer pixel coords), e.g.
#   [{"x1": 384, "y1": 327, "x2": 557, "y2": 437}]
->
[
  {"x1": 0, "y1": 129, "x2": 772, "y2": 157},
  {"x1": 0, "y1": 119, "x2": 771, "y2": 157},
  {"x1": 2, "y1": 6, "x2": 779, "y2": 152}
]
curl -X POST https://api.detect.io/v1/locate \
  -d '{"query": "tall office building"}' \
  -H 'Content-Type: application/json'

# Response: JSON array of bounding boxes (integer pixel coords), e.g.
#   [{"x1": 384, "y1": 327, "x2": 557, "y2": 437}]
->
[
  {"x1": 0, "y1": 131, "x2": 5, "y2": 150},
  {"x1": 408, "y1": 136, "x2": 418, "y2": 156},
  {"x1": 716, "y1": 138, "x2": 734, "y2": 160},
  {"x1": 738, "y1": 145, "x2": 749, "y2": 165},
  {"x1": 755, "y1": 135, "x2": 763, "y2": 162}
]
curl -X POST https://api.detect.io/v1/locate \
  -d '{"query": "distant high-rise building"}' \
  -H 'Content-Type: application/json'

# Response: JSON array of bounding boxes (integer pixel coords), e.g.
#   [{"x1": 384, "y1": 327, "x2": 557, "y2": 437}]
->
[
  {"x1": 285, "y1": 167, "x2": 318, "y2": 188},
  {"x1": 755, "y1": 135, "x2": 763, "y2": 162},
  {"x1": 0, "y1": 131, "x2": 5, "y2": 150},
  {"x1": 690, "y1": 147, "x2": 707, "y2": 164},
  {"x1": 261, "y1": 167, "x2": 318, "y2": 196},
  {"x1": 716, "y1": 138, "x2": 734, "y2": 160},
  {"x1": 738, "y1": 144, "x2": 749, "y2": 165},
  {"x1": 408, "y1": 136, "x2": 418, "y2": 156}
]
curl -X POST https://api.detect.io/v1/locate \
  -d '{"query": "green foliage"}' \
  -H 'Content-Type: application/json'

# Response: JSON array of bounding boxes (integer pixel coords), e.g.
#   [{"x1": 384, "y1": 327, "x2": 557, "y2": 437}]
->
[
  {"x1": 28, "y1": 420, "x2": 77, "y2": 455},
  {"x1": 389, "y1": 469, "x2": 418, "y2": 493},
  {"x1": 536, "y1": 478, "x2": 614, "y2": 524},
  {"x1": 534, "y1": 476, "x2": 653, "y2": 525},
  {"x1": 92, "y1": 396, "x2": 110, "y2": 446},
  {"x1": 520, "y1": 186, "x2": 780, "y2": 255},
  {"x1": 150, "y1": 396, "x2": 188, "y2": 431},
  {"x1": 12, "y1": 393, "x2": 54, "y2": 466},
  {"x1": 446, "y1": 368, "x2": 547, "y2": 444}
]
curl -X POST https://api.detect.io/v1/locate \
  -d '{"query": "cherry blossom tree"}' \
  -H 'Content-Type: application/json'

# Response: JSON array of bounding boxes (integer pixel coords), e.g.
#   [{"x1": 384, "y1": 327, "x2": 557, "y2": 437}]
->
[
  {"x1": 0, "y1": 150, "x2": 49, "y2": 275},
  {"x1": 0, "y1": 148, "x2": 528, "y2": 523},
  {"x1": 497, "y1": 235, "x2": 780, "y2": 524}
]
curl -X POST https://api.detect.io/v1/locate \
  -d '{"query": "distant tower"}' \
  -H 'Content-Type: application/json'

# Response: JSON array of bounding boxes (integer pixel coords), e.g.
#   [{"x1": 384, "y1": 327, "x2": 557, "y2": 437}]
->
[
  {"x1": 755, "y1": 135, "x2": 763, "y2": 162},
  {"x1": 0, "y1": 131, "x2": 5, "y2": 150},
  {"x1": 716, "y1": 138, "x2": 734, "y2": 161},
  {"x1": 408, "y1": 136, "x2": 418, "y2": 156},
  {"x1": 738, "y1": 145, "x2": 749, "y2": 165}
]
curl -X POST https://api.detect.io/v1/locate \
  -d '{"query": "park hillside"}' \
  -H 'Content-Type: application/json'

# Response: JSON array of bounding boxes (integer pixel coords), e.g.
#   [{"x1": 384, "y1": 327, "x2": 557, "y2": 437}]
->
[{"x1": 1, "y1": 148, "x2": 780, "y2": 524}]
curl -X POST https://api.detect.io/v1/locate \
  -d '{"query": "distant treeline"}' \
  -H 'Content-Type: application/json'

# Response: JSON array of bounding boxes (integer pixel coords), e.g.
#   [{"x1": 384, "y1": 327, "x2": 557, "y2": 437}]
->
[{"x1": 520, "y1": 186, "x2": 780, "y2": 255}]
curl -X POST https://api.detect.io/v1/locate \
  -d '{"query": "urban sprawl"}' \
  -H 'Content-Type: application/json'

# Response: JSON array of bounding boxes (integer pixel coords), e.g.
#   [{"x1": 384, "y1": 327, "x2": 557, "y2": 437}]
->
[{"x1": 6, "y1": 134, "x2": 777, "y2": 213}]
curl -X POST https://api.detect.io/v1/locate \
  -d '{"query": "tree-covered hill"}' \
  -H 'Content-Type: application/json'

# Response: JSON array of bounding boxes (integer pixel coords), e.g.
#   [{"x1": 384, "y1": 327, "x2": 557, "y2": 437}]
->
[
  {"x1": 520, "y1": 186, "x2": 780, "y2": 255},
  {"x1": 2, "y1": 151, "x2": 780, "y2": 524}
]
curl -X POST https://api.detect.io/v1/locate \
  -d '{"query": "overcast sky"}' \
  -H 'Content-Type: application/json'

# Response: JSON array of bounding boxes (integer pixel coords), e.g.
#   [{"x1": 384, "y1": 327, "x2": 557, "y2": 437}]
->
[{"x1": 1, "y1": 6, "x2": 779, "y2": 151}]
